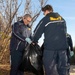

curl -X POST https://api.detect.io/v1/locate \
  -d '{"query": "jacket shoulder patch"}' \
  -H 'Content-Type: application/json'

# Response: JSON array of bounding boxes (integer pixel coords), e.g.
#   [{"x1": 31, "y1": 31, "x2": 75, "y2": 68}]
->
[{"x1": 50, "y1": 16, "x2": 62, "y2": 21}]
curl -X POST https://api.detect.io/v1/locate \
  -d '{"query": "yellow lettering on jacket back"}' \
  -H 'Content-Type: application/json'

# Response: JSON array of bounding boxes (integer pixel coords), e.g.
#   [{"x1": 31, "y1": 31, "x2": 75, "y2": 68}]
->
[{"x1": 50, "y1": 16, "x2": 62, "y2": 21}]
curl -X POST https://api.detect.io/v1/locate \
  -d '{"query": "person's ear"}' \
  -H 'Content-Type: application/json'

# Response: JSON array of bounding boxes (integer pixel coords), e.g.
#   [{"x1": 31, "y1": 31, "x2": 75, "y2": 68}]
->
[
  {"x1": 23, "y1": 17, "x2": 24, "y2": 19},
  {"x1": 23, "y1": 17, "x2": 25, "y2": 21}
]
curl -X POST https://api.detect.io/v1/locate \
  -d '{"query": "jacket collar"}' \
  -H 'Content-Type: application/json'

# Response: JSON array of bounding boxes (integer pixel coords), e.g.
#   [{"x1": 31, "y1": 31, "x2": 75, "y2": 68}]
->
[{"x1": 20, "y1": 20, "x2": 31, "y2": 28}]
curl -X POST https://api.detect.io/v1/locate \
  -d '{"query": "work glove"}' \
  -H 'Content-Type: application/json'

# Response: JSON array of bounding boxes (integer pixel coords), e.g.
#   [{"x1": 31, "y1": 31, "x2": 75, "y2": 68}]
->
[
  {"x1": 25, "y1": 38, "x2": 32, "y2": 44},
  {"x1": 70, "y1": 51, "x2": 74, "y2": 57}
]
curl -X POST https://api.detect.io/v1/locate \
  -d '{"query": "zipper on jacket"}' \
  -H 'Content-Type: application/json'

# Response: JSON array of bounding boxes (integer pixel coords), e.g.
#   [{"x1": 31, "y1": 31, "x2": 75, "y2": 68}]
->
[{"x1": 16, "y1": 41, "x2": 21, "y2": 50}]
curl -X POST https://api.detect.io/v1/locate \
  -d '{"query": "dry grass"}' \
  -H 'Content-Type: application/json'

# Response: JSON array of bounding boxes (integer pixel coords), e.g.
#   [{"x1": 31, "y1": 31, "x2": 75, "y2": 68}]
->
[
  {"x1": 0, "y1": 64, "x2": 75, "y2": 75},
  {"x1": 0, "y1": 64, "x2": 35, "y2": 75}
]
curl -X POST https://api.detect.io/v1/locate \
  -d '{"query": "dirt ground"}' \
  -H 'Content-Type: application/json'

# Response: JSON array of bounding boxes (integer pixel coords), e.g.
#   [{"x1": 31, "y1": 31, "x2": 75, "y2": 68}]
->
[
  {"x1": 70, "y1": 65, "x2": 75, "y2": 75},
  {"x1": 0, "y1": 64, "x2": 35, "y2": 75},
  {"x1": 0, "y1": 65, "x2": 75, "y2": 75}
]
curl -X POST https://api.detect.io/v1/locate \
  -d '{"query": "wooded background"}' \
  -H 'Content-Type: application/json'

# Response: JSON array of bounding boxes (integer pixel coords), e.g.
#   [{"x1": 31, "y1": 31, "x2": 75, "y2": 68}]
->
[
  {"x1": 0, "y1": 0, "x2": 48, "y2": 64},
  {"x1": 0, "y1": 0, "x2": 75, "y2": 75},
  {"x1": 0, "y1": 0, "x2": 75, "y2": 65}
]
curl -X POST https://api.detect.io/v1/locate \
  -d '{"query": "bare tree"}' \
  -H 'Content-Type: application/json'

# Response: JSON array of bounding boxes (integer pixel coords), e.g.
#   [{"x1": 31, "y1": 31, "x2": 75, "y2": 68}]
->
[
  {"x1": 0, "y1": 0, "x2": 23, "y2": 63},
  {"x1": 0, "y1": 0, "x2": 48, "y2": 63},
  {"x1": 23, "y1": 0, "x2": 48, "y2": 26}
]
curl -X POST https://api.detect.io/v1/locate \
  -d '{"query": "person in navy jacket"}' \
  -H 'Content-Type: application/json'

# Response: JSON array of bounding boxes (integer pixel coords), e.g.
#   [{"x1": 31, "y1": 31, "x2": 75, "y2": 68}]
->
[
  {"x1": 10, "y1": 14, "x2": 32, "y2": 75},
  {"x1": 66, "y1": 33, "x2": 74, "y2": 75},
  {"x1": 32, "y1": 5, "x2": 68, "y2": 75}
]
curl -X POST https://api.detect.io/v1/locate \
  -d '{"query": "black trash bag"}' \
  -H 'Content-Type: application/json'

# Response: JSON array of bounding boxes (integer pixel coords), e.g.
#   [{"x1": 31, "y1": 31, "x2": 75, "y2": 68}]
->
[{"x1": 19, "y1": 43, "x2": 44, "y2": 75}]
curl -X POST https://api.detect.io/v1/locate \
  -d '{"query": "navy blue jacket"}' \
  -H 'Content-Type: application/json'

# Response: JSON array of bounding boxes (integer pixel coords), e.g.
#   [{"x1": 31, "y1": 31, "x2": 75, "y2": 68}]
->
[
  {"x1": 66, "y1": 33, "x2": 73, "y2": 51},
  {"x1": 10, "y1": 20, "x2": 31, "y2": 51},
  {"x1": 33, "y1": 12, "x2": 68, "y2": 50}
]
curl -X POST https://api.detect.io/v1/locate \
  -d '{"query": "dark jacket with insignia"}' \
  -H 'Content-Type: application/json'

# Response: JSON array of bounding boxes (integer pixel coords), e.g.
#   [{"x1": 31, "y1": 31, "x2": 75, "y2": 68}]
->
[
  {"x1": 33, "y1": 12, "x2": 68, "y2": 50},
  {"x1": 10, "y1": 20, "x2": 31, "y2": 51}
]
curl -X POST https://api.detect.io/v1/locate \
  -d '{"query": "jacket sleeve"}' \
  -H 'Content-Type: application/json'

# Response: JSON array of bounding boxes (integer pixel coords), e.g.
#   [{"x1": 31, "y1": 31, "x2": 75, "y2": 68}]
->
[
  {"x1": 68, "y1": 35, "x2": 73, "y2": 51},
  {"x1": 33, "y1": 19, "x2": 45, "y2": 42},
  {"x1": 12, "y1": 23, "x2": 26, "y2": 42}
]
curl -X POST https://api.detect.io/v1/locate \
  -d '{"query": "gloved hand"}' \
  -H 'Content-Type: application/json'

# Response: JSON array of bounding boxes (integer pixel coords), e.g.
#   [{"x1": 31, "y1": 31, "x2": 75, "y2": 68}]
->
[
  {"x1": 70, "y1": 51, "x2": 74, "y2": 57},
  {"x1": 25, "y1": 38, "x2": 32, "y2": 44}
]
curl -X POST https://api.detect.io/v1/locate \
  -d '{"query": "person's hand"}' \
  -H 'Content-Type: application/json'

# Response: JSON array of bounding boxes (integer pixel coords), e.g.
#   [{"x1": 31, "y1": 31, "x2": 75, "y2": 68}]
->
[
  {"x1": 25, "y1": 38, "x2": 32, "y2": 44},
  {"x1": 70, "y1": 51, "x2": 74, "y2": 57}
]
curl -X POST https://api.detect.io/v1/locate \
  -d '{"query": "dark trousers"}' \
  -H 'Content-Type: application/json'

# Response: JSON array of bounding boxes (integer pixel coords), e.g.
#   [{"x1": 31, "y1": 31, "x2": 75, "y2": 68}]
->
[
  {"x1": 10, "y1": 50, "x2": 24, "y2": 75},
  {"x1": 43, "y1": 50, "x2": 68, "y2": 75},
  {"x1": 66, "y1": 49, "x2": 70, "y2": 75},
  {"x1": 66, "y1": 49, "x2": 70, "y2": 64}
]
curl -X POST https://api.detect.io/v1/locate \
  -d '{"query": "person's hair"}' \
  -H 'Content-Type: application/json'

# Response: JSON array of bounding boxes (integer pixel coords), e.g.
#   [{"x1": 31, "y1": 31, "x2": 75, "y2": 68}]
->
[
  {"x1": 23, "y1": 14, "x2": 32, "y2": 19},
  {"x1": 42, "y1": 4, "x2": 53, "y2": 12}
]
